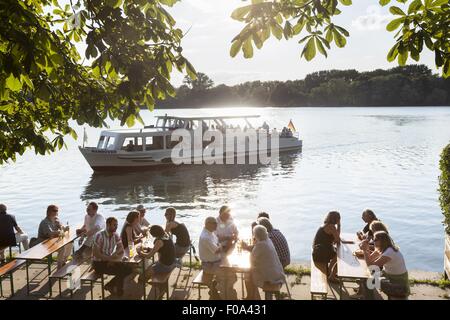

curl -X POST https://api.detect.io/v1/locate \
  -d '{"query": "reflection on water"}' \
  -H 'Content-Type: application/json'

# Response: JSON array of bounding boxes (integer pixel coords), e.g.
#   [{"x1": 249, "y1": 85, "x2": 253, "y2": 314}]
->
[
  {"x1": 362, "y1": 115, "x2": 428, "y2": 126},
  {"x1": 81, "y1": 151, "x2": 300, "y2": 214}
]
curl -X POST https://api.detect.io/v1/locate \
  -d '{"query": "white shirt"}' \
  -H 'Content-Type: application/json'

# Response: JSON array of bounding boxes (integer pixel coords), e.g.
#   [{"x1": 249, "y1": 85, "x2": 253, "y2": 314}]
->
[
  {"x1": 382, "y1": 247, "x2": 407, "y2": 275},
  {"x1": 84, "y1": 213, "x2": 106, "y2": 247},
  {"x1": 199, "y1": 228, "x2": 221, "y2": 262},
  {"x1": 215, "y1": 217, "x2": 238, "y2": 242}
]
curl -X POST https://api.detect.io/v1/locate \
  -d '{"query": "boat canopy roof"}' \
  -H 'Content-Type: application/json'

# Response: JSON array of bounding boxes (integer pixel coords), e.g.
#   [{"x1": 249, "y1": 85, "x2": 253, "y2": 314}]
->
[{"x1": 155, "y1": 115, "x2": 260, "y2": 121}]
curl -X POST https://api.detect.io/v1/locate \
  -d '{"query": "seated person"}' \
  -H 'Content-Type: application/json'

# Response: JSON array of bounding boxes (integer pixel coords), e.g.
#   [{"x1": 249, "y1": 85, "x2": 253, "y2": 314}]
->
[
  {"x1": 357, "y1": 209, "x2": 378, "y2": 241},
  {"x1": 138, "y1": 225, "x2": 176, "y2": 280},
  {"x1": 198, "y1": 217, "x2": 236, "y2": 300},
  {"x1": 215, "y1": 205, "x2": 238, "y2": 247},
  {"x1": 244, "y1": 225, "x2": 285, "y2": 300},
  {"x1": 126, "y1": 140, "x2": 134, "y2": 152},
  {"x1": 255, "y1": 217, "x2": 291, "y2": 268},
  {"x1": 360, "y1": 231, "x2": 410, "y2": 299},
  {"x1": 258, "y1": 212, "x2": 270, "y2": 219},
  {"x1": 134, "y1": 204, "x2": 150, "y2": 235},
  {"x1": 38, "y1": 205, "x2": 72, "y2": 269},
  {"x1": 92, "y1": 217, "x2": 132, "y2": 297},
  {"x1": 0, "y1": 204, "x2": 29, "y2": 263},
  {"x1": 74, "y1": 202, "x2": 105, "y2": 262},
  {"x1": 311, "y1": 211, "x2": 340, "y2": 281},
  {"x1": 120, "y1": 211, "x2": 143, "y2": 250},
  {"x1": 164, "y1": 207, "x2": 191, "y2": 258}
]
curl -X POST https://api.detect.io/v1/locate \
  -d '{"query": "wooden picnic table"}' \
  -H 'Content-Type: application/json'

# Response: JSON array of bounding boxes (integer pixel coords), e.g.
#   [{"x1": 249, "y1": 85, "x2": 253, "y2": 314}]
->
[
  {"x1": 15, "y1": 229, "x2": 79, "y2": 296},
  {"x1": 219, "y1": 246, "x2": 251, "y2": 299},
  {"x1": 337, "y1": 232, "x2": 371, "y2": 299}
]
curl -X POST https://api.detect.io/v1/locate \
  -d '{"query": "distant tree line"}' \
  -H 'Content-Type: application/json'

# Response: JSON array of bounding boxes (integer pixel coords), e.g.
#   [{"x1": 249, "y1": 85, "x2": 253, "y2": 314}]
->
[{"x1": 156, "y1": 65, "x2": 450, "y2": 108}]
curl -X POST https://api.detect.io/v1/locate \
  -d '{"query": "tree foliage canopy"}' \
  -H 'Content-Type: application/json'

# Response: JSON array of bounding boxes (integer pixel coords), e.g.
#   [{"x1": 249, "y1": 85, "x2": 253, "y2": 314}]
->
[
  {"x1": 230, "y1": 0, "x2": 449, "y2": 77},
  {"x1": 439, "y1": 143, "x2": 450, "y2": 234},
  {"x1": 0, "y1": 0, "x2": 195, "y2": 163}
]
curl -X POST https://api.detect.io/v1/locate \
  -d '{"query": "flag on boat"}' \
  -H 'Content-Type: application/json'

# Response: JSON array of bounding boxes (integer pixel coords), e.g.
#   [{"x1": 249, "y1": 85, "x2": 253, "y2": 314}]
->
[
  {"x1": 287, "y1": 119, "x2": 296, "y2": 132},
  {"x1": 83, "y1": 127, "x2": 88, "y2": 147}
]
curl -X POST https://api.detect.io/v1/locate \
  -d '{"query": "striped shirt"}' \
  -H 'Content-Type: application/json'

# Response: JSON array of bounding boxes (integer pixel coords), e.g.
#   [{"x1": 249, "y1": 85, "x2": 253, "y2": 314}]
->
[
  {"x1": 93, "y1": 230, "x2": 122, "y2": 261},
  {"x1": 269, "y1": 229, "x2": 291, "y2": 268}
]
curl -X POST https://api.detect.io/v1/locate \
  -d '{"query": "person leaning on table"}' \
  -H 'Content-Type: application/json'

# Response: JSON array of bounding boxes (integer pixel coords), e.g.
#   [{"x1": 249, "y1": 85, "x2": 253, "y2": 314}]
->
[
  {"x1": 198, "y1": 216, "x2": 236, "y2": 300},
  {"x1": 74, "y1": 202, "x2": 105, "y2": 263},
  {"x1": 243, "y1": 225, "x2": 285, "y2": 300},
  {"x1": 360, "y1": 231, "x2": 410, "y2": 299},
  {"x1": 37, "y1": 205, "x2": 72, "y2": 270},
  {"x1": 92, "y1": 217, "x2": 133, "y2": 297},
  {"x1": 0, "y1": 203, "x2": 29, "y2": 263}
]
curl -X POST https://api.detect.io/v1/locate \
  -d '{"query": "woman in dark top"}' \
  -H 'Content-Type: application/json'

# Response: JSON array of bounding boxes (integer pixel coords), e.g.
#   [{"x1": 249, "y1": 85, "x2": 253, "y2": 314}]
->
[
  {"x1": 120, "y1": 211, "x2": 142, "y2": 250},
  {"x1": 312, "y1": 211, "x2": 341, "y2": 281},
  {"x1": 164, "y1": 207, "x2": 191, "y2": 258},
  {"x1": 138, "y1": 225, "x2": 176, "y2": 278}
]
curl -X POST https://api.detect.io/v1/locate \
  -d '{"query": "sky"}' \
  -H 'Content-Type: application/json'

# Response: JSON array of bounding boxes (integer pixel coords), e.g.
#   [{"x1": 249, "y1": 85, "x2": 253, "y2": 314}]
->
[
  {"x1": 62, "y1": 0, "x2": 437, "y2": 87},
  {"x1": 167, "y1": 0, "x2": 437, "y2": 86}
]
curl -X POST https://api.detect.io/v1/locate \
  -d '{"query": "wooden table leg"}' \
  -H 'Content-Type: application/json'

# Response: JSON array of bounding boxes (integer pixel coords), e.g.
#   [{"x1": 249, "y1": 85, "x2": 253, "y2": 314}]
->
[
  {"x1": 142, "y1": 260, "x2": 146, "y2": 300},
  {"x1": 26, "y1": 260, "x2": 30, "y2": 295},
  {"x1": 47, "y1": 256, "x2": 52, "y2": 297}
]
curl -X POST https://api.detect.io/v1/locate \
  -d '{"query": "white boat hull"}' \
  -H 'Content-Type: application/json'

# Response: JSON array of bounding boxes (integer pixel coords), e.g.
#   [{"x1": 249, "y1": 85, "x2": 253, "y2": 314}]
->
[{"x1": 79, "y1": 138, "x2": 302, "y2": 171}]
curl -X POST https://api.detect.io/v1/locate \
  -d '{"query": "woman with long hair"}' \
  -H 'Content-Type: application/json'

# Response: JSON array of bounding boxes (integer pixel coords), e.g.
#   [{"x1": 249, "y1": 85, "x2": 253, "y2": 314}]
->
[
  {"x1": 312, "y1": 211, "x2": 341, "y2": 281},
  {"x1": 360, "y1": 231, "x2": 410, "y2": 299}
]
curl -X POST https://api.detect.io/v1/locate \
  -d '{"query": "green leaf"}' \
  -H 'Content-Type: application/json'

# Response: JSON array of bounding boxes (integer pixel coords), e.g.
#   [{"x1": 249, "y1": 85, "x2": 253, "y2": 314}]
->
[
  {"x1": 185, "y1": 60, "x2": 197, "y2": 80},
  {"x1": 389, "y1": 6, "x2": 406, "y2": 15},
  {"x1": 230, "y1": 40, "x2": 242, "y2": 57},
  {"x1": 386, "y1": 17, "x2": 405, "y2": 31},
  {"x1": 333, "y1": 30, "x2": 346, "y2": 48},
  {"x1": 270, "y1": 22, "x2": 283, "y2": 40},
  {"x1": 338, "y1": 0, "x2": 352, "y2": 5},
  {"x1": 126, "y1": 114, "x2": 135, "y2": 127},
  {"x1": 302, "y1": 37, "x2": 316, "y2": 61},
  {"x1": 5, "y1": 74, "x2": 22, "y2": 92},
  {"x1": 379, "y1": 0, "x2": 391, "y2": 5},
  {"x1": 387, "y1": 43, "x2": 400, "y2": 61},
  {"x1": 231, "y1": 5, "x2": 252, "y2": 21},
  {"x1": 315, "y1": 38, "x2": 327, "y2": 57},
  {"x1": 242, "y1": 38, "x2": 254, "y2": 58},
  {"x1": 398, "y1": 50, "x2": 408, "y2": 66},
  {"x1": 292, "y1": 19, "x2": 306, "y2": 35}
]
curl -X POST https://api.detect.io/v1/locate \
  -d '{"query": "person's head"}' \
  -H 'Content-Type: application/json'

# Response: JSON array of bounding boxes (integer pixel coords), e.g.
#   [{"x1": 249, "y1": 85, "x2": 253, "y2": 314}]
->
[
  {"x1": 106, "y1": 217, "x2": 118, "y2": 234},
  {"x1": 86, "y1": 202, "x2": 98, "y2": 217},
  {"x1": 373, "y1": 231, "x2": 398, "y2": 252},
  {"x1": 253, "y1": 225, "x2": 268, "y2": 242},
  {"x1": 150, "y1": 225, "x2": 165, "y2": 238},
  {"x1": 219, "y1": 205, "x2": 231, "y2": 222},
  {"x1": 165, "y1": 207, "x2": 176, "y2": 222},
  {"x1": 369, "y1": 220, "x2": 389, "y2": 234},
  {"x1": 251, "y1": 221, "x2": 258, "y2": 230},
  {"x1": 136, "y1": 204, "x2": 146, "y2": 216},
  {"x1": 46, "y1": 205, "x2": 59, "y2": 221},
  {"x1": 257, "y1": 212, "x2": 270, "y2": 220},
  {"x1": 205, "y1": 216, "x2": 218, "y2": 232},
  {"x1": 257, "y1": 217, "x2": 273, "y2": 233},
  {"x1": 126, "y1": 211, "x2": 140, "y2": 226},
  {"x1": 324, "y1": 211, "x2": 340, "y2": 225},
  {"x1": 362, "y1": 209, "x2": 377, "y2": 223},
  {"x1": 0, "y1": 204, "x2": 6, "y2": 214}
]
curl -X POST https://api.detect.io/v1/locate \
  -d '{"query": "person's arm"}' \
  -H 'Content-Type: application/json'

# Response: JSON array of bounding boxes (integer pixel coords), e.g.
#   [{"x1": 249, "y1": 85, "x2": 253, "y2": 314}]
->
[
  {"x1": 93, "y1": 236, "x2": 113, "y2": 261},
  {"x1": 165, "y1": 221, "x2": 177, "y2": 234},
  {"x1": 139, "y1": 239, "x2": 163, "y2": 259},
  {"x1": 76, "y1": 223, "x2": 87, "y2": 236},
  {"x1": 41, "y1": 221, "x2": 61, "y2": 238},
  {"x1": 364, "y1": 250, "x2": 390, "y2": 267},
  {"x1": 125, "y1": 226, "x2": 134, "y2": 247},
  {"x1": 111, "y1": 240, "x2": 125, "y2": 261}
]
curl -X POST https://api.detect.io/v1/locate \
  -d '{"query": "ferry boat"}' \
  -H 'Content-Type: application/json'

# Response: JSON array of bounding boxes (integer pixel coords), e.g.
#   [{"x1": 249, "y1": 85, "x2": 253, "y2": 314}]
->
[{"x1": 78, "y1": 115, "x2": 302, "y2": 171}]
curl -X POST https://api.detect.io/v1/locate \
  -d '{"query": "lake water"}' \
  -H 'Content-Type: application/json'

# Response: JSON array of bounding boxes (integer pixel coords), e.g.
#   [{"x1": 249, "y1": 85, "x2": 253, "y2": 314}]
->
[{"x1": 1, "y1": 107, "x2": 449, "y2": 271}]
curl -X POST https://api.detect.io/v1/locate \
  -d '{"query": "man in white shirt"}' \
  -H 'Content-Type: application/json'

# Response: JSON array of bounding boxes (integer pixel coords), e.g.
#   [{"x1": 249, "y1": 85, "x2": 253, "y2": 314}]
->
[
  {"x1": 74, "y1": 202, "x2": 106, "y2": 262},
  {"x1": 215, "y1": 205, "x2": 238, "y2": 246},
  {"x1": 199, "y1": 216, "x2": 237, "y2": 299}
]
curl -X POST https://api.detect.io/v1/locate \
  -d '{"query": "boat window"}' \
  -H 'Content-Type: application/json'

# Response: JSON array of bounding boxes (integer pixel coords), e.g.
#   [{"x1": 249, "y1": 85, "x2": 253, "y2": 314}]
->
[
  {"x1": 122, "y1": 137, "x2": 144, "y2": 152},
  {"x1": 97, "y1": 136, "x2": 106, "y2": 149},
  {"x1": 105, "y1": 137, "x2": 115, "y2": 150},
  {"x1": 145, "y1": 136, "x2": 164, "y2": 150}
]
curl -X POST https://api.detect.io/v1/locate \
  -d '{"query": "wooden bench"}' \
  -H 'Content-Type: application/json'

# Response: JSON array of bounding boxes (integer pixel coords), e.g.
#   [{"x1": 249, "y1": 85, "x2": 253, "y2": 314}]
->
[
  {"x1": 49, "y1": 263, "x2": 81, "y2": 298},
  {"x1": 149, "y1": 270, "x2": 173, "y2": 300},
  {"x1": 81, "y1": 268, "x2": 104, "y2": 300},
  {"x1": 192, "y1": 270, "x2": 211, "y2": 299},
  {"x1": 0, "y1": 259, "x2": 26, "y2": 298},
  {"x1": 310, "y1": 259, "x2": 328, "y2": 300},
  {"x1": 262, "y1": 282, "x2": 282, "y2": 300}
]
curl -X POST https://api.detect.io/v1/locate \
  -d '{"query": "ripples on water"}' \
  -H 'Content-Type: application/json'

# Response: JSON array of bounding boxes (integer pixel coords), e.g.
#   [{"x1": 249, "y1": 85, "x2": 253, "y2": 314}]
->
[{"x1": 1, "y1": 107, "x2": 449, "y2": 271}]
